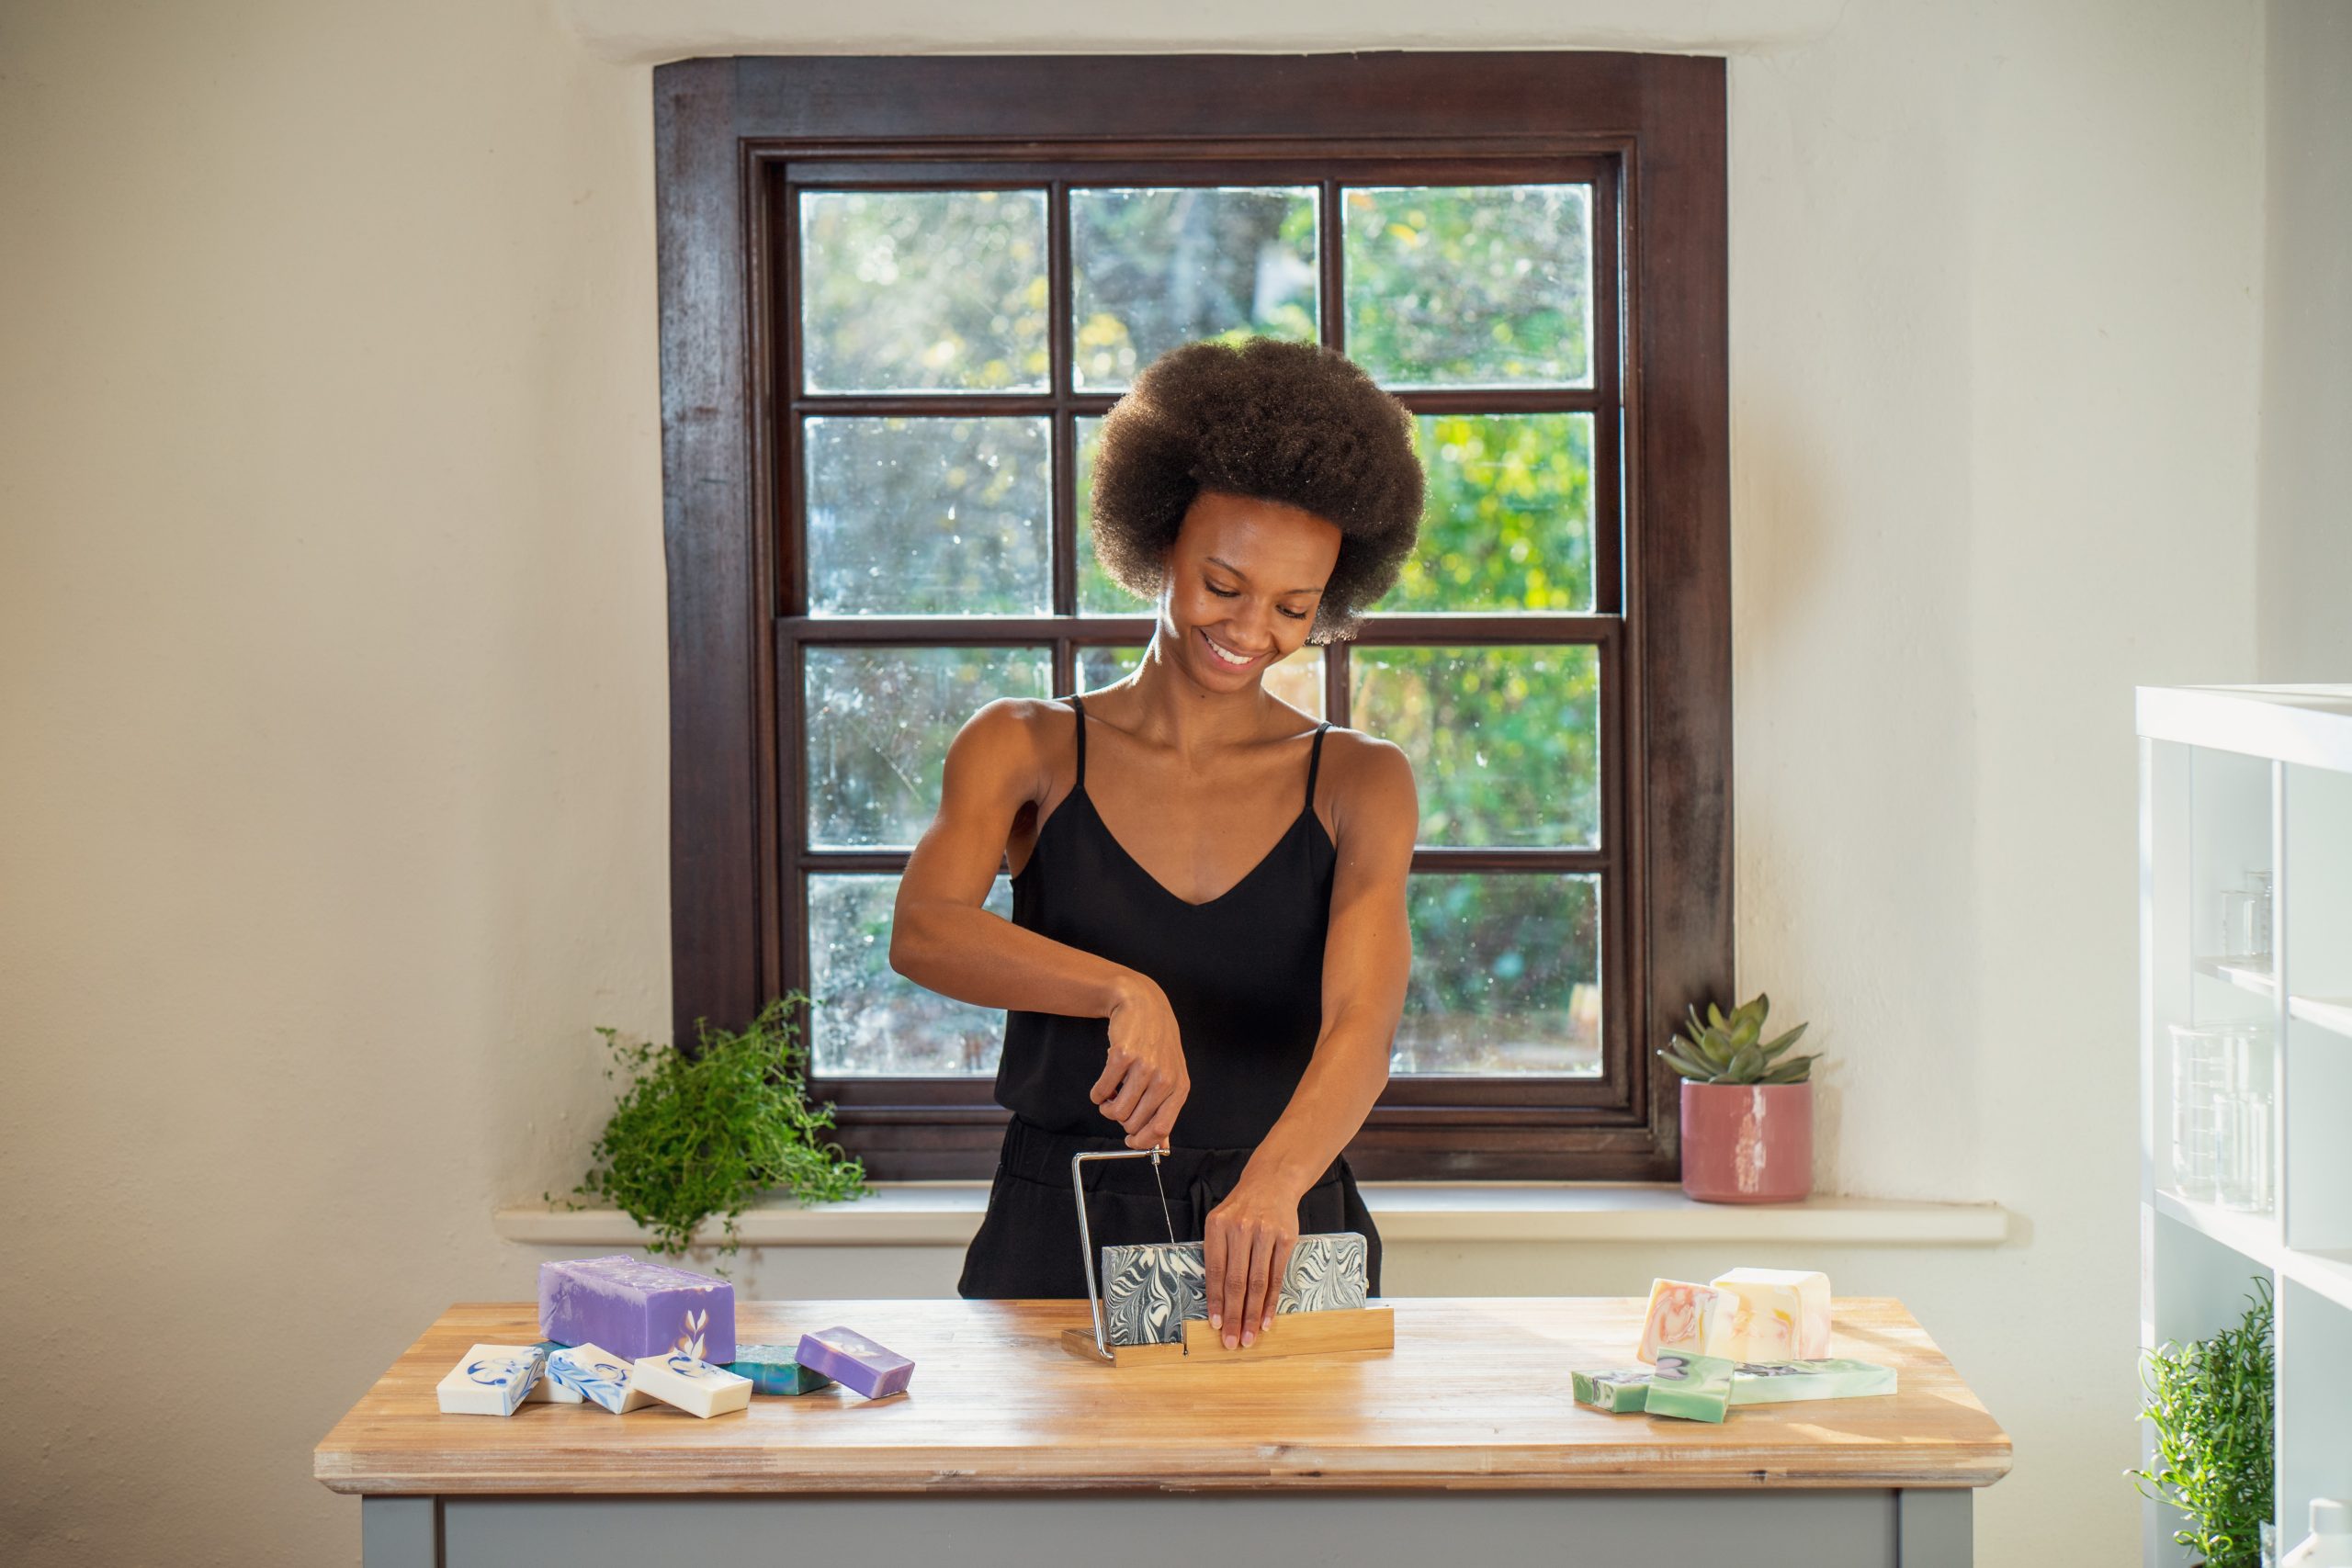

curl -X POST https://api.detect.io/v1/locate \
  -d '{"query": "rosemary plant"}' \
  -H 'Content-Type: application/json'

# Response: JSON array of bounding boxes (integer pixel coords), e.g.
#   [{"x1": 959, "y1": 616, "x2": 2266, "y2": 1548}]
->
[
  {"x1": 2126, "y1": 1275, "x2": 2276, "y2": 1568},
  {"x1": 556, "y1": 993, "x2": 869, "y2": 1265}
]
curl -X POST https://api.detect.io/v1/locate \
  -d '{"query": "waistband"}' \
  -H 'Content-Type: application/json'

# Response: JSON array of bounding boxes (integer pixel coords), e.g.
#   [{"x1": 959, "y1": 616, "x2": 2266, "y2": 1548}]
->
[{"x1": 999, "y1": 1114, "x2": 1348, "y2": 1198}]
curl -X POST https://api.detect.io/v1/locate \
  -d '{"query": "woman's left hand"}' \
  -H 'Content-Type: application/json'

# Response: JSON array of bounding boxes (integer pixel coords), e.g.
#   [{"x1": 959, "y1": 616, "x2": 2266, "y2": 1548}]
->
[{"x1": 1202, "y1": 1176, "x2": 1303, "y2": 1349}]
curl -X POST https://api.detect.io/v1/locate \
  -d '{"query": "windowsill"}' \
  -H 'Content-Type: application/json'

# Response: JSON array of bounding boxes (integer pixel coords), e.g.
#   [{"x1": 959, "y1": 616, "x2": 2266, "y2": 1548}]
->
[{"x1": 495, "y1": 1183, "x2": 2009, "y2": 1249}]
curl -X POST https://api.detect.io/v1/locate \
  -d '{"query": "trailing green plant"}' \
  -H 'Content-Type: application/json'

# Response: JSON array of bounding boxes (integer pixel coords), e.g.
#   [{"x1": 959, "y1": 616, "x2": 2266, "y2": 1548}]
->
[
  {"x1": 2126, "y1": 1275, "x2": 2275, "y2": 1568},
  {"x1": 1657, "y1": 992, "x2": 1817, "y2": 1084},
  {"x1": 548, "y1": 993, "x2": 869, "y2": 1265}
]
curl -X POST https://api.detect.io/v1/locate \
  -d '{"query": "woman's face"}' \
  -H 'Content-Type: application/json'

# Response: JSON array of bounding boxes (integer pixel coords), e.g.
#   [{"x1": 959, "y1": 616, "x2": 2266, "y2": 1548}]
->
[{"x1": 1158, "y1": 488, "x2": 1343, "y2": 688}]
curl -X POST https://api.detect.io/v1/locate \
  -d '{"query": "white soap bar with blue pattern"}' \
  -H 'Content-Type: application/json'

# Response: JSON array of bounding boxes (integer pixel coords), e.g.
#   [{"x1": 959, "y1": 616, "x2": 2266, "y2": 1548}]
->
[
  {"x1": 630, "y1": 1351, "x2": 752, "y2": 1418},
  {"x1": 525, "y1": 1339, "x2": 583, "y2": 1403},
  {"x1": 436, "y1": 1343, "x2": 546, "y2": 1416},
  {"x1": 548, "y1": 1342, "x2": 656, "y2": 1413}
]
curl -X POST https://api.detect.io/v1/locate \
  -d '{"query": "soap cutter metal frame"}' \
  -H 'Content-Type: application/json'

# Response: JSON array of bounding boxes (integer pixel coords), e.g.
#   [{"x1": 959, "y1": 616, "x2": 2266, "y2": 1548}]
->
[{"x1": 1056, "y1": 1145, "x2": 1396, "y2": 1367}]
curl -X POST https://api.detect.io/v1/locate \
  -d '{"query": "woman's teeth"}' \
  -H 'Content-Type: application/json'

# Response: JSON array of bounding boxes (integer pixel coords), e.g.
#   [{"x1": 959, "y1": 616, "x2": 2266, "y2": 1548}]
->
[{"x1": 1202, "y1": 629, "x2": 1258, "y2": 667}]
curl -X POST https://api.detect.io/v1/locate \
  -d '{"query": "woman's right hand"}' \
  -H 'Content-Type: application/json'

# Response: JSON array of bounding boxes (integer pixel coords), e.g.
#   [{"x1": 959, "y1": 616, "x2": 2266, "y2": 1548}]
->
[{"x1": 1092, "y1": 975, "x2": 1189, "y2": 1149}]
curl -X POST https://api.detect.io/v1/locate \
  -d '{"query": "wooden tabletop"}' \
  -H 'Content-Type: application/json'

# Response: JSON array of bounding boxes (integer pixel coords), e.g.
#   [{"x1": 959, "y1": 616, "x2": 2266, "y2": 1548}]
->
[{"x1": 314, "y1": 1296, "x2": 2010, "y2": 1495}]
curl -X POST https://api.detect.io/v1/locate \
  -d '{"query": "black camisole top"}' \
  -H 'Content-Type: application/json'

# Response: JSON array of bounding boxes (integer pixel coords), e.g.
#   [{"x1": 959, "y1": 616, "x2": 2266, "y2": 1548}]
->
[{"x1": 990, "y1": 693, "x2": 1338, "y2": 1149}]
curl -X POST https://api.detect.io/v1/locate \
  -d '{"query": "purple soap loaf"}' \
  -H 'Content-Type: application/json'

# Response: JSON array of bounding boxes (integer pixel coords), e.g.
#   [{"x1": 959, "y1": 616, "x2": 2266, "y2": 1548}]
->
[
  {"x1": 796, "y1": 1326, "x2": 913, "y2": 1399},
  {"x1": 538, "y1": 1255, "x2": 735, "y2": 1365}
]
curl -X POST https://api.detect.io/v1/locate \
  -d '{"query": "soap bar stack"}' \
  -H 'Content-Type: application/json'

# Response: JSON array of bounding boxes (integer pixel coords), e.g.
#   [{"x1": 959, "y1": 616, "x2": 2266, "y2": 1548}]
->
[
  {"x1": 1635, "y1": 1268, "x2": 1832, "y2": 1364},
  {"x1": 432, "y1": 1257, "x2": 916, "y2": 1419},
  {"x1": 1571, "y1": 1356, "x2": 1899, "y2": 1420},
  {"x1": 1575, "y1": 1264, "x2": 1894, "y2": 1424}
]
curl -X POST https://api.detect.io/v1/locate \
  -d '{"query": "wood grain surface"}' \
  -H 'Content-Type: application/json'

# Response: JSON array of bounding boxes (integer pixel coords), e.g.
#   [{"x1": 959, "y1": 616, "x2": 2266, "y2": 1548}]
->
[{"x1": 314, "y1": 1297, "x2": 2010, "y2": 1495}]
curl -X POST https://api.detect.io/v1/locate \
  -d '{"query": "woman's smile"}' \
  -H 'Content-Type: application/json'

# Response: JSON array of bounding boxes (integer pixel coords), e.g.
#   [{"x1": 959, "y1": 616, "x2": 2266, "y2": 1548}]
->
[{"x1": 1198, "y1": 626, "x2": 1268, "y2": 670}]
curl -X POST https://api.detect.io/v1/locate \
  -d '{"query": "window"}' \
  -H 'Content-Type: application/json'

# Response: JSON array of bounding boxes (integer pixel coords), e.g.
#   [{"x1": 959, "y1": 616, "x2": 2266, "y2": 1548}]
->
[{"x1": 657, "y1": 53, "x2": 1730, "y2": 1179}]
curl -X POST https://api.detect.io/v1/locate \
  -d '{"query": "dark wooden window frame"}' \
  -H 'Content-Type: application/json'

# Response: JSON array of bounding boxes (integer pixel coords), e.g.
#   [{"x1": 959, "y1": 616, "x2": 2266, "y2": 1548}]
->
[{"x1": 655, "y1": 52, "x2": 1730, "y2": 1181}]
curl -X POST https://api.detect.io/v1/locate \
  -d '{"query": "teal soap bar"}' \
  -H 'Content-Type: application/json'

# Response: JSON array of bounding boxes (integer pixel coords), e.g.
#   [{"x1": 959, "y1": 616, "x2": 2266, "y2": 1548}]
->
[
  {"x1": 1572, "y1": 1367, "x2": 1653, "y2": 1413},
  {"x1": 1727, "y1": 1357, "x2": 1896, "y2": 1405},
  {"x1": 1645, "y1": 1350, "x2": 1736, "y2": 1422},
  {"x1": 727, "y1": 1344, "x2": 836, "y2": 1395}
]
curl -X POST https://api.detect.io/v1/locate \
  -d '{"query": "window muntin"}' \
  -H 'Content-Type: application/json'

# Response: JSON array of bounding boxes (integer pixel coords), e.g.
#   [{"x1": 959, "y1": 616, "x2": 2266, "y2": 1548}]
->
[{"x1": 788, "y1": 178, "x2": 1615, "y2": 1084}]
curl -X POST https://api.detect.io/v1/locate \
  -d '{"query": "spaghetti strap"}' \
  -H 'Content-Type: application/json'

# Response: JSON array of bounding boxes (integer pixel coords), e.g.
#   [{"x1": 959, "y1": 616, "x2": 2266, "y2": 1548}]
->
[
  {"x1": 1305, "y1": 720, "x2": 1329, "y2": 813},
  {"x1": 1068, "y1": 694, "x2": 1086, "y2": 786}
]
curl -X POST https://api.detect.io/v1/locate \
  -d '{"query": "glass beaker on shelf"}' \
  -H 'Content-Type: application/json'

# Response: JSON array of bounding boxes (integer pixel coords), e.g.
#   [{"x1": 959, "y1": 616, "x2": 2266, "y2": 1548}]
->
[
  {"x1": 2169, "y1": 1023, "x2": 2229, "y2": 1202},
  {"x1": 2215, "y1": 870, "x2": 2275, "y2": 965},
  {"x1": 2217, "y1": 1088, "x2": 2276, "y2": 1214}
]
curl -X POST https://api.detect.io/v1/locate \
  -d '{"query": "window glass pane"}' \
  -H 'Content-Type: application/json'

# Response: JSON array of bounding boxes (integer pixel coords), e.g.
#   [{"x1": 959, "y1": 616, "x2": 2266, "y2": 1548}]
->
[
  {"x1": 809, "y1": 873, "x2": 1012, "y2": 1076},
  {"x1": 1396, "y1": 873, "x2": 1600, "y2": 1075},
  {"x1": 806, "y1": 416, "x2": 1050, "y2": 615},
  {"x1": 1382, "y1": 413, "x2": 1594, "y2": 613},
  {"x1": 1343, "y1": 185, "x2": 1592, "y2": 388},
  {"x1": 807, "y1": 646, "x2": 1053, "y2": 848},
  {"x1": 1351, "y1": 645, "x2": 1600, "y2": 846},
  {"x1": 1080, "y1": 645, "x2": 1325, "y2": 718},
  {"x1": 1070, "y1": 186, "x2": 1318, "y2": 390},
  {"x1": 1072, "y1": 415, "x2": 1147, "y2": 615},
  {"x1": 798, "y1": 189, "x2": 1048, "y2": 393}
]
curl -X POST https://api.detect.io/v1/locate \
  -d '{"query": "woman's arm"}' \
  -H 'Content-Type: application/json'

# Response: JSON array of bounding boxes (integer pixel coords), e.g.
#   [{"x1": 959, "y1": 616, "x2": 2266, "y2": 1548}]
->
[
  {"x1": 1202, "y1": 734, "x2": 1418, "y2": 1347},
  {"x1": 888, "y1": 700, "x2": 1189, "y2": 1145}
]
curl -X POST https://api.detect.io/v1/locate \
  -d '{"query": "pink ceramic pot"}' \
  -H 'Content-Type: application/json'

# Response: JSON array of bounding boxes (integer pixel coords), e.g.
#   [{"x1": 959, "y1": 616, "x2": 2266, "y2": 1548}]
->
[{"x1": 1679, "y1": 1080, "x2": 1814, "y2": 1203}]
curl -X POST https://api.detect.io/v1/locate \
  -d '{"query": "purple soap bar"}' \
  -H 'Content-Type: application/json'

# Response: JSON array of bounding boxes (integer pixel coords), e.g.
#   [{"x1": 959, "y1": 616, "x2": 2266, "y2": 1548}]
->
[
  {"x1": 538, "y1": 1255, "x2": 735, "y2": 1365},
  {"x1": 796, "y1": 1325, "x2": 913, "y2": 1399}
]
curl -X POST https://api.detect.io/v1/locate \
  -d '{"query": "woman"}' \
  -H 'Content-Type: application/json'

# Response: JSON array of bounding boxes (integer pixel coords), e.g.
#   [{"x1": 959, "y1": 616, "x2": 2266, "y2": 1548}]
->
[{"x1": 888, "y1": 337, "x2": 1422, "y2": 1348}]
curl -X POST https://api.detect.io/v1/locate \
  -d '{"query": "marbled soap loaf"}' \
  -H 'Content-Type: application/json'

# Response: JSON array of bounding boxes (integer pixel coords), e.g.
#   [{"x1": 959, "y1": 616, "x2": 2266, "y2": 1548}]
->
[
  {"x1": 1099, "y1": 1232, "x2": 1370, "y2": 1348},
  {"x1": 537, "y1": 1255, "x2": 735, "y2": 1364}
]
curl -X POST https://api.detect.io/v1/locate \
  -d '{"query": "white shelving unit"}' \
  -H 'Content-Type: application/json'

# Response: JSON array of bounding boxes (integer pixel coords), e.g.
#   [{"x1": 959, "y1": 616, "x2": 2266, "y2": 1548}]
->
[{"x1": 2140, "y1": 684, "x2": 2352, "y2": 1566}]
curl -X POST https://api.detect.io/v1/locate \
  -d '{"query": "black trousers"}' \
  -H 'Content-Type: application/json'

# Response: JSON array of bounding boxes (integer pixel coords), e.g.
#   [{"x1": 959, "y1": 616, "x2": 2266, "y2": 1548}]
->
[{"x1": 956, "y1": 1114, "x2": 1384, "y2": 1301}]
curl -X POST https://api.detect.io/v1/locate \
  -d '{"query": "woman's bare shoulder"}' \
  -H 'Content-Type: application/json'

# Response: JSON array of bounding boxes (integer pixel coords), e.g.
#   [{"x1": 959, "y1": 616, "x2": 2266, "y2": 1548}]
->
[
  {"x1": 944, "y1": 697, "x2": 1072, "y2": 808},
  {"x1": 1312, "y1": 724, "x2": 1418, "y2": 844}
]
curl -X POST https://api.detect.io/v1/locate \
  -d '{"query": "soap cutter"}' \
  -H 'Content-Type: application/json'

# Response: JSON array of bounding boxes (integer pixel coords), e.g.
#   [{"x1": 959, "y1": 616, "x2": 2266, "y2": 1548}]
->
[
  {"x1": 1056, "y1": 1145, "x2": 1396, "y2": 1367},
  {"x1": 1062, "y1": 1145, "x2": 1182, "y2": 1365}
]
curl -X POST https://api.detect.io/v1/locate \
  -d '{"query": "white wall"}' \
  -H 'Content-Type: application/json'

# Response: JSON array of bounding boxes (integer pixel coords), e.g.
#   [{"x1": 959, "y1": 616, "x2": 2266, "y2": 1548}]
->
[
  {"x1": 0, "y1": 1, "x2": 2276, "y2": 1562},
  {"x1": 2256, "y1": 0, "x2": 2352, "y2": 681}
]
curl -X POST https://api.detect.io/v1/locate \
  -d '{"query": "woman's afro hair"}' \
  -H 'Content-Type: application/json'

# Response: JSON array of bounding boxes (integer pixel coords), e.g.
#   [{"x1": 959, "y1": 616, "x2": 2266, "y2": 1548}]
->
[{"x1": 1090, "y1": 337, "x2": 1423, "y2": 643}]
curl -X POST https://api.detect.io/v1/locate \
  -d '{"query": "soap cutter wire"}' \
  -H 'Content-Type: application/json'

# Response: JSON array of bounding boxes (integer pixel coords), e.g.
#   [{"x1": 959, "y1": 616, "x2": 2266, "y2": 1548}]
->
[{"x1": 1069, "y1": 1145, "x2": 1176, "y2": 1362}]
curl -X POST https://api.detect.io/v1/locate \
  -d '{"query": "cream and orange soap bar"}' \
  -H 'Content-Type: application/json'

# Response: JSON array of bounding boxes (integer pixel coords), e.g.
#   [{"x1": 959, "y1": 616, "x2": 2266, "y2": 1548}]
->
[
  {"x1": 1635, "y1": 1278, "x2": 1729, "y2": 1362},
  {"x1": 1706, "y1": 1268, "x2": 1832, "y2": 1361}
]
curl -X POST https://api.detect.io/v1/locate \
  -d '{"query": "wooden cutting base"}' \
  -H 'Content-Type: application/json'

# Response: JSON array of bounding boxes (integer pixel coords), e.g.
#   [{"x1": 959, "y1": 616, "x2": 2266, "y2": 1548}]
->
[
  {"x1": 1057, "y1": 1330, "x2": 1187, "y2": 1366},
  {"x1": 1060, "y1": 1306, "x2": 1396, "y2": 1365}
]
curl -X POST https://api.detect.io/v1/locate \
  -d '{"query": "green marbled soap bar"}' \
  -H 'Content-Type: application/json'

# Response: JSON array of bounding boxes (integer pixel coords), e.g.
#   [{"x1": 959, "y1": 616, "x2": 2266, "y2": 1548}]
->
[
  {"x1": 1571, "y1": 1367, "x2": 1654, "y2": 1413},
  {"x1": 1727, "y1": 1357, "x2": 1896, "y2": 1405},
  {"x1": 1644, "y1": 1350, "x2": 1736, "y2": 1422},
  {"x1": 726, "y1": 1344, "x2": 836, "y2": 1395}
]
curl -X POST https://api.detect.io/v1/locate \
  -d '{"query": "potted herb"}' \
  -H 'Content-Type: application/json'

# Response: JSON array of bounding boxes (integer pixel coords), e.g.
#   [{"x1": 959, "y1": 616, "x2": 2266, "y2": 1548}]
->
[
  {"x1": 551, "y1": 993, "x2": 870, "y2": 1265},
  {"x1": 2127, "y1": 1276, "x2": 2275, "y2": 1568},
  {"x1": 1657, "y1": 993, "x2": 1818, "y2": 1203}
]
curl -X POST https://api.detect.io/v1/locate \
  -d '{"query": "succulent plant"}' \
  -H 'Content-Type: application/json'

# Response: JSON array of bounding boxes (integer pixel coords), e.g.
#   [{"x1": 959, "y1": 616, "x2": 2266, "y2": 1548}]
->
[{"x1": 1657, "y1": 992, "x2": 1817, "y2": 1085}]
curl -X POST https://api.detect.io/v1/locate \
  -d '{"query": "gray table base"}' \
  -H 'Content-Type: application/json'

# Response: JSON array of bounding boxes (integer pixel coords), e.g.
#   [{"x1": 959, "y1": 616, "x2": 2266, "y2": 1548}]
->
[{"x1": 365, "y1": 1487, "x2": 1973, "y2": 1567}]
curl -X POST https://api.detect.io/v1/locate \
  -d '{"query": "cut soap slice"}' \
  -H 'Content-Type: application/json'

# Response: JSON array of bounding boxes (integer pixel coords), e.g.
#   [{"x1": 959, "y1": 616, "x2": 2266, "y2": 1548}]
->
[
  {"x1": 1635, "y1": 1278, "x2": 1729, "y2": 1363},
  {"x1": 1645, "y1": 1350, "x2": 1736, "y2": 1423}
]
